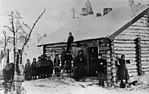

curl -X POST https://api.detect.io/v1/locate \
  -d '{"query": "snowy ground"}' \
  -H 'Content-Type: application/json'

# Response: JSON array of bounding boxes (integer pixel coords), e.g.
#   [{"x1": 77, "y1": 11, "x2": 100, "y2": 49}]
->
[{"x1": 21, "y1": 74, "x2": 149, "y2": 94}]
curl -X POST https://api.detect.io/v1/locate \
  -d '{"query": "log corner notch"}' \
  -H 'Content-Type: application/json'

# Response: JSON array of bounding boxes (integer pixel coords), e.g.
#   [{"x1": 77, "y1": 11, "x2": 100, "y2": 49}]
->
[
  {"x1": 135, "y1": 37, "x2": 142, "y2": 75},
  {"x1": 104, "y1": 38, "x2": 116, "y2": 87}
]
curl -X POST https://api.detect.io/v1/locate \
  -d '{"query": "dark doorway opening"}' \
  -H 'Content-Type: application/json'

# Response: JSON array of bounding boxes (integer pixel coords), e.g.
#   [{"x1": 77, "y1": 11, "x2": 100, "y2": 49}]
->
[{"x1": 88, "y1": 47, "x2": 98, "y2": 76}]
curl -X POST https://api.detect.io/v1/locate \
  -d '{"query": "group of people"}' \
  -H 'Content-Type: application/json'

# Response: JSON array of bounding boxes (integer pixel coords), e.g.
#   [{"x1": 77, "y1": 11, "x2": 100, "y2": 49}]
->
[{"x1": 24, "y1": 55, "x2": 53, "y2": 80}]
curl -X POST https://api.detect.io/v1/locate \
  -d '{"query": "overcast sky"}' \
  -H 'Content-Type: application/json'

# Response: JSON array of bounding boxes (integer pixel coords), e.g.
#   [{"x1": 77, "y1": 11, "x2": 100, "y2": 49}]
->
[{"x1": 0, "y1": 0, "x2": 149, "y2": 39}]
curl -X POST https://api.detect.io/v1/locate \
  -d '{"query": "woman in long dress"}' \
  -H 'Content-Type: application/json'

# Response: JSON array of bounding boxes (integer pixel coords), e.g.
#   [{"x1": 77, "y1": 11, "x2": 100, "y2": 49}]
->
[
  {"x1": 116, "y1": 54, "x2": 129, "y2": 88},
  {"x1": 24, "y1": 59, "x2": 32, "y2": 80}
]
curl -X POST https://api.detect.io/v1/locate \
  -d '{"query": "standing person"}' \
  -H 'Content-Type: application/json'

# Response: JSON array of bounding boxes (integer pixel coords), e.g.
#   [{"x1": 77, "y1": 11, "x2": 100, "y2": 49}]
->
[
  {"x1": 24, "y1": 59, "x2": 32, "y2": 80},
  {"x1": 3, "y1": 63, "x2": 15, "y2": 94},
  {"x1": 47, "y1": 56, "x2": 53, "y2": 77},
  {"x1": 97, "y1": 54, "x2": 107, "y2": 87},
  {"x1": 66, "y1": 32, "x2": 74, "y2": 52},
  {"x1": 54, "y1": 54, "x2": 60, "y2": 76},
  {"x1": 61, "y1": 48, "x2": 66, "y2": 72},
  {"x1": 73, "y1": 50, "x2": 87, "y2": 81},
  {"x1": 65, "y1": 51, "x2": 73, "y2": 73},
  {"x1": 37, "y1": 56, "x2": 42, "y2": 79},
  {"x1": 117, "y1": 54, "x2": 129, "y2": 88},
  {"x1": 31, "y1": 58, "x2": 37, "y2": 79},
  {"x1": 40, "y1": 55, "x2": 46, "y2": 78}
]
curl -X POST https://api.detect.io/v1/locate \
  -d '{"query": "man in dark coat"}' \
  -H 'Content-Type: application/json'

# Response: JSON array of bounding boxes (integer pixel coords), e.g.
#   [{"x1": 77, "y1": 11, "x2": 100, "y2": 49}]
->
[
  {"x1": 24, "y1": 59, "x2": 32, "y2": 80},
  {"x1": 97, "y1": 54, "x2": 107, "y2": 87},
  {"x1": 31, "y1": 58, "x2": 37, "y2": 79},
  {"x1": 47, "y1": 56, "x2": 53, "y2": 77},
  {"x1": 40, "y1": 55, "x2": 46, "y2": 78},
  {"x1": 65, "y1": 51, "x2": 73, "y2": 73},
  {"x1": 54, "y1": 54, "x2": 60, "y2": 76},
  {"x1": 73, "y1": 50, "x2": 87, "y2": 81},
  {"x1": 61, "y1": 48, "x2": 66, "y2": 71},
  {"x1": 66, "y1": 32, "x2": 74, "y2": 52},
  {"x1": 116, "y1": 54, "x2": 129, "y2": 88},
  {"x1": 37, "y1": 56, "x2": 42, "y2": 79},
  {"x1": 3, "y1": 63, "x2": 15, "y2": 93}
]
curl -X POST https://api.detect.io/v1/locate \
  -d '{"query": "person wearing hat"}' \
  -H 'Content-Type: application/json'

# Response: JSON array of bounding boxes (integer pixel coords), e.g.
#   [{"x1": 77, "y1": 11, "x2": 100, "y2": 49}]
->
[
  {"x1": 31, "y1": 58, "x2": 37, "y2": 79},
  {"x1": 47, "y1": 56, "x2": 53, "y2": 77},
  {"x1": 3, "y1": 63, "x2": 15, "y2": 93},
  {"x1": 60, "y1": 48, "x2": 66, "y2": 72},
  {"x1": 117, "y1": 54, "x2": 129, "y2": 88},
  {"x1": 54, "y1": 54, "x2": 60, "y2": 76},
  {"x1": 97, "y1": 54, "x2": 107, "y2": 87},
  {"x1": 24, "y1": 59, "x2": 32, "y2": 80},
  {"x1": 73, "y1": 50, "x2": 87, "y2": 81},
  {"x1": 66, "y1": 32, "x2": 74, "y2": 52},
  {"x1": 65, "y1": 51, "x2": 73, "y2": 73}
]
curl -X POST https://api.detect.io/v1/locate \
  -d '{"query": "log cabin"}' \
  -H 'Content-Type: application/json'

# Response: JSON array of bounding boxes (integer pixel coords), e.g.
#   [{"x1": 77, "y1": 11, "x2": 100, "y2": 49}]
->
[{"x1": 38, "y1": 4, "x2": 149, "y2": 86}]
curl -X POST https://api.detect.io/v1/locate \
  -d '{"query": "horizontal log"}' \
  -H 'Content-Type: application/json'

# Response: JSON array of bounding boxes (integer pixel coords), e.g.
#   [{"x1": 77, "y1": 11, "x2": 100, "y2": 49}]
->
[
  {"x1": 114, "y1": 43, "x2": 136, "y2": 47},
  {"x1": 141, "y1": 46, "x2": 149, "y2": 48},
  {"x1": 131, "y1": 24, "x2": 148, "y2": 28},
  {"x1": 114, "y1": 41, "x2": 135, "y2": 44},
  {"x1": 141, "y1": 52, "x2": 149, "y2": 54},
  {"x1": 122, "y1": 30, "x2": 149, "y2": 36},
  {"x1": 115, "y1": 53, "x2": 136, "y2": 57},
  {"x1": 127, "y1": 27, "x2": 149, "y2": 31},
  {"x1": 141, "y1": 55, "x2": 149, "y2": 59},
  {"x1": 142, "y1": 62, "x2": 149, "y2": 65},
  {"x1": 141, "y1": 40, "x2": 149, "y2": 44},
  {"x1": 128, "y1": 71, "x2": 137, "y2": 74},
  {"x1": 114, "y1": 47, "x2": 136, "y2": 52},
  {"x1": 127, "y1": 67, "x2": 137, "y2": 71},
  {"x1": 140, "y1": 48, "x2": 149, "y2": 51},
  {"x1": 142, "y1": 68, "x2": 149, "y2": 72},
  {"x1": 115, "y1": 35, "x2": 149, "y2": 40},
  {"x1": 115, "y1": 52, "x2": 136, "y2": 55},
  {"x1": 114, "y1": 45, "x2": 135, "y2": 48},
  {"x1": 115, "y1": 49, "x2": 136, "y2": 54},
  {"x1": 114, "y1": 38, "x2": 135, "y2": 42},
  {"x1": 118, "y1": 34, "x2": 149, "y2": 39}
]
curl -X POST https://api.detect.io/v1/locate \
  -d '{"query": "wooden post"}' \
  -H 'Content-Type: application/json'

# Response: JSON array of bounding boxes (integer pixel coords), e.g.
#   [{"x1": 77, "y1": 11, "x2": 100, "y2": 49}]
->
[
  {"x1": 106, "y1": 38, "x2": 116, "y2": 87},
  {"x1": 7, "y1": 49, "x2": 9, "y2": 64},
  {"x1": 135, "y1": 37, "x2": 142, "y2": 75},
  {"x1": 43, "y1": 45, "x2": 46, "y2": 56}
]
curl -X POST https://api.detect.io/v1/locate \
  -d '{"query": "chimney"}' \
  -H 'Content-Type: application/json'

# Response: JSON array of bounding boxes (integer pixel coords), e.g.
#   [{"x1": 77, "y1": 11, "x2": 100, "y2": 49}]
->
[{"x1": 103, "y1": 8, "x2": 112, "y2": 15}]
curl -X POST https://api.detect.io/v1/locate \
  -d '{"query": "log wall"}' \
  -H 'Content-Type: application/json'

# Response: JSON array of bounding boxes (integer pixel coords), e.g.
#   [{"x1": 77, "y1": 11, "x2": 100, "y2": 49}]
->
[{"x1": 114, "y1": 15, "x2": 149, "y2": 77}]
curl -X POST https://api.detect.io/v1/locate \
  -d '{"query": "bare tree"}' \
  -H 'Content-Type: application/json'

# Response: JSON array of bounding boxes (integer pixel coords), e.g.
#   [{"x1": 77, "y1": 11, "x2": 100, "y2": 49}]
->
[
  {"x1": 4, "y1": 9, "x2": 46, "y2": 63},
  {"x1": 4, "y1": 11, "x2": 22, "y2": 63}
]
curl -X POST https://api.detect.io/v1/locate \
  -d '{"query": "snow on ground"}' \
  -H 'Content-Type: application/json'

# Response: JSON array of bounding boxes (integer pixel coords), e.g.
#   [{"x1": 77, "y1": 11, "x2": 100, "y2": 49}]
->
[{"x1": 22, "y1": 74, "x2": 149, "y2": 94}]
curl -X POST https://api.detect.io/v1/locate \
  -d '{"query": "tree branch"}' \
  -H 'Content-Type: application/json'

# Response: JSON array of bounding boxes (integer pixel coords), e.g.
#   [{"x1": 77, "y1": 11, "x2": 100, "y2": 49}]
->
[
  {"x1": 4, "y1": 26, "x2": 13, "y2": 32},
  {"x1": 21, "y1": 9, "x2": 46, "y2": 51}
]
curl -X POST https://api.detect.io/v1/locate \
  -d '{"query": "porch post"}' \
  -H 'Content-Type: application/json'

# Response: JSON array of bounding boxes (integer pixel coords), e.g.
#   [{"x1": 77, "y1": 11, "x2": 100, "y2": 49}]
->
[
  {"x1": 135, "y1": 37, "x2": 142, "y2": 75},
  {"x1": 43, "y1": 45, "x2": 46, "y2": 56},
  {"x1": 107, "y1": 39, "x2": 116, "y2": 87}
]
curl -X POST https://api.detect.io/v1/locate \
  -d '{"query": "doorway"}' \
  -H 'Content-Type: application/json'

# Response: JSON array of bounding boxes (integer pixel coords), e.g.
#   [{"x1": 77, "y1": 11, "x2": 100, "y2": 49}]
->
[{"x1": 88, "y1": 47, "x2": 98, "y2": 76}]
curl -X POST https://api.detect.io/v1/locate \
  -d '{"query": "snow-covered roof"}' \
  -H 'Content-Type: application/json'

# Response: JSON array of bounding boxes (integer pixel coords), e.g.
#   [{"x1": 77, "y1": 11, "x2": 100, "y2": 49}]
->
[{"x1": 39, "y1": 5, "x2": 149, "y2": 46}]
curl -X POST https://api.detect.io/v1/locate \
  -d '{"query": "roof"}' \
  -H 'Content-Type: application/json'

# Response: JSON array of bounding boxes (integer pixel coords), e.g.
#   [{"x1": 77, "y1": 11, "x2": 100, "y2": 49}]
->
[{"x1": 38, "y1": 5, "x2": 149, "y2": 46}]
